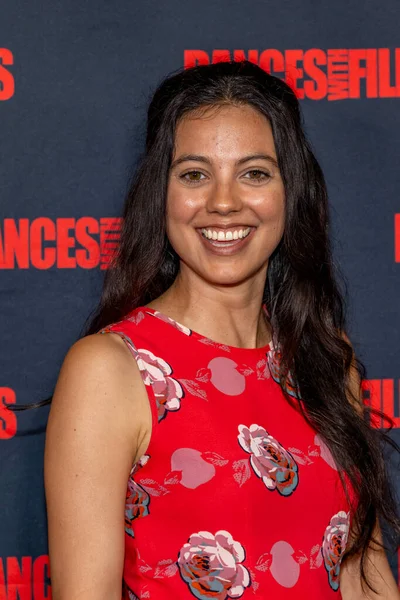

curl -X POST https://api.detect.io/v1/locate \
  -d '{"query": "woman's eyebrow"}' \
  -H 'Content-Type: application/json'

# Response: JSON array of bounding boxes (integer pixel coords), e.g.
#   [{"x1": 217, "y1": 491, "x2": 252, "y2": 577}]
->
[{"x1": 170, "y1": 153, "x2": 279, "y2": 169}]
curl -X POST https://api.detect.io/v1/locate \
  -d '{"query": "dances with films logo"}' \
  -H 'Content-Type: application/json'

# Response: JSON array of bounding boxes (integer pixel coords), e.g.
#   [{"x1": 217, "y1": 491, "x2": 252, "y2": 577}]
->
[
  {"x1": 1, "y1": 215, "x2": 399, "y2": 268},
  {"x1": 0, "y1": 217, "x2": 122, "y2": 269},
  {"x1": 362, "y1": 380, "x2": 400, "y2": 429},
  {"x1": 0, "y1": 555, "x2": 51, "y2": 599},
  {"x1": 3, "y1": 47, "x2": 400, "y2": 103},
  {"x1": 0, "y1": 48, "x2": 14, "y2": 100},
  {"x1": 184, "y1": 48, "x2": 400, "y2": 100}
]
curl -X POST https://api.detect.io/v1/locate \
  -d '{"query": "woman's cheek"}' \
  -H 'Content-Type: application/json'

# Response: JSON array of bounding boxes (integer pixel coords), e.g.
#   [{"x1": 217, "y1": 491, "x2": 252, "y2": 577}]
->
[{"x1": 166, "y1": 187, "x2": 203, "y2": 226}]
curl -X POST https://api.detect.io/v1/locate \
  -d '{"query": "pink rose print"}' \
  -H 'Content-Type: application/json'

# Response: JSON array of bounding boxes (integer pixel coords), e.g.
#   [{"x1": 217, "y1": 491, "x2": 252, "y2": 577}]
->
[
  {"x1": 147, "y1": 310, "x2": 192, "y2": 336},
  {"x1": 266, "y1": 344, "x2": 300, "y2": 399},
  {"x1": 135, "y1": 348, "x2": 184, "y2": 421},
  {"x1": 321, "y1": 511, "x2": 350, "y2": 591},
  {"x1": 177, "y1": 530, "x2": 250, "y2": 599},
  {"x1": 98, "y1": 330, "x2": 184, "y2": 422},
  {"x1": 238, "y1": 424, "x2": 299, "y2": 496},
  {"x1": 125, "y1": 455, "x2": 151, "y2": 538}
]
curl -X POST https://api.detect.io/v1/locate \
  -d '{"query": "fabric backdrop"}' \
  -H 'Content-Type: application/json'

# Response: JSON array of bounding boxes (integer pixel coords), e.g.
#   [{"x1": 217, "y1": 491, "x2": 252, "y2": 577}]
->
[{"x1": 1, "y1": 1, "x2": 399, "y2": 596}]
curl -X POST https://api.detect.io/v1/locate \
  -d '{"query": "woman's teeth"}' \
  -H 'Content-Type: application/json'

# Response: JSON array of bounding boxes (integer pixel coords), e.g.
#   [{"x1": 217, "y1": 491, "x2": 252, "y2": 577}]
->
[{"x1": 201, "y1": 227, "x2": 251, "y2": 241}]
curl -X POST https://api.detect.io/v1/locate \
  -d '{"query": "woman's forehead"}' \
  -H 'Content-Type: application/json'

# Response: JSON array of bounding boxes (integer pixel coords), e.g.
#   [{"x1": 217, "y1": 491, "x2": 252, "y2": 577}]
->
[{"x1": 173, "y1": 104, "x2": 275, "y2": 159}]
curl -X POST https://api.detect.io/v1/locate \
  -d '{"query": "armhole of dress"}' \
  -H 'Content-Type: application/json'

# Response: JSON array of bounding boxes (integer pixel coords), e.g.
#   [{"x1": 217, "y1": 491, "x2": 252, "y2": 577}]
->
[{"x1": 96, "y1": 327, "x2": 160, "y2": 453}]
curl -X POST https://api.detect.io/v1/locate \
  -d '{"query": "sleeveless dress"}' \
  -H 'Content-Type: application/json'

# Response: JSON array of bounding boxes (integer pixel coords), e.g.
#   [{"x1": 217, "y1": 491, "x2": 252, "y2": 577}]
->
[{"x1": 97, "y1": 305, "x2": 355, "y2": 600}]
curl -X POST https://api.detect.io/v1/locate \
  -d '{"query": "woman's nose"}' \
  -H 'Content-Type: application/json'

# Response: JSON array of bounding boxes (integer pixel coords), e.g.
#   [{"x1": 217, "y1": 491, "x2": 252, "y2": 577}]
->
[{"x1": 205, "y1": 181, "x2": 243, "y2": 215}]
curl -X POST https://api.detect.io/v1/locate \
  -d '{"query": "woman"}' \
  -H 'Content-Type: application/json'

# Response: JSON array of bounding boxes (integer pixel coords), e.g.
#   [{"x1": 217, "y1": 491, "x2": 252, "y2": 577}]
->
[{"x1": 37, "y1": 61, "x2": 400, "y2": 598}]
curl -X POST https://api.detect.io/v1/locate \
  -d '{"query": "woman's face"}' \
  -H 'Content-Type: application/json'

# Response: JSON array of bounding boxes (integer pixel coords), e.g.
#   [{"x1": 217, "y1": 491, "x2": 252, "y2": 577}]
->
[{"x1": 166, "y1": 103, "x2": 285, "y2": 287}]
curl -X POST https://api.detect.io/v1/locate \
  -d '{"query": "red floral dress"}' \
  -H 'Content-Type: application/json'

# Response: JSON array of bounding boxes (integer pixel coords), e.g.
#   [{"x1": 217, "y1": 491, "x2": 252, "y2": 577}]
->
[{"x1": 98, "y1": 305, "x2": 355, "y2": 599}]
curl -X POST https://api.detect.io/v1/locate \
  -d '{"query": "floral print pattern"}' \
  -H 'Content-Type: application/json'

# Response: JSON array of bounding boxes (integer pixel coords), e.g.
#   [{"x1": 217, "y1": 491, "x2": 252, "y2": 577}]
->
[
  {"x1": 146, "y1": 309, "x2": 192, "y2": 336},
  {"x1": 238, "y1": 424, "x2": 299, "y2": 496},
  {"x1": 177, "y1": 530, "x2": 250, "y2": 599},
  {"x1": 321, "y1": 511, "x2": 350, "y2": 591},
  {"x1": 98, "y1": 307, "x2": 354, "y2": 598},
  {"x1": 125, "y1": 455, "x2": 151, "y2": 538},
  {"x1": 266, "y1": 344, "x2": 300, "y2": 399},
  {"x1": 99, "y1": 328, "x2": 184, "y2": 422},
  {"x1": 136, "y1": 347, "x2": 184, "y2": 421}
]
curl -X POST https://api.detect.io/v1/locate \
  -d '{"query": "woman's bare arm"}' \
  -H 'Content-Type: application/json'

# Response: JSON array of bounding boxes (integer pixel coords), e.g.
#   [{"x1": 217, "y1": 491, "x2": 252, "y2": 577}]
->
[
  {"x1": 44, "y1": 333, "x2": 151, "y2": 600},
  {"x1": 340, "y1": 521, "x2": 399, "y2": 599}
]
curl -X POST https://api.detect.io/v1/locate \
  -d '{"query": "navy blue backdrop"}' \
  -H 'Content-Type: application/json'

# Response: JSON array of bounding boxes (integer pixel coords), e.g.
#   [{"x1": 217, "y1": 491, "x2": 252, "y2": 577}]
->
[{"x1": 1, "y1": 1, "x2": 399, "y2": 596}]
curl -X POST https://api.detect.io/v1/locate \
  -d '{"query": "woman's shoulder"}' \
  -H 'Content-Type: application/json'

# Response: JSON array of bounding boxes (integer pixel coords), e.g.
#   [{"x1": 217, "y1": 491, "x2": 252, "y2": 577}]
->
[
  {"x1": 66, "y1": 331, "x2": 139, "y2": 372},
  {"x1": 53, "y1": 333, "x2": 151, "y2": 449}
]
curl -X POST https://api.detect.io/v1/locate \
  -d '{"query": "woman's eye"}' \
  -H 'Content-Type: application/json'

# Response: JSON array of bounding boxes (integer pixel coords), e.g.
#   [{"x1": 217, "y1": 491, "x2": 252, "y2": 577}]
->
[
  {"x1": 243, "y1": 169, "x2": 270, "y2": 182},
  {"x1": 180, "y1": 171, "x2": 206, "y2": 183},
  {"x1": 179, "y1": 169, "x2": 270, "y2": 184}
]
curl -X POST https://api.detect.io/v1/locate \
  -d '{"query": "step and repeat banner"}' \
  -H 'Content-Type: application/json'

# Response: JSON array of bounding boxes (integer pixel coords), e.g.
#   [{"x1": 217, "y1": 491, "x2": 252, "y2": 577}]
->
[{"x1": 1, "y1": 1, "x2": 400, "y2": 596}]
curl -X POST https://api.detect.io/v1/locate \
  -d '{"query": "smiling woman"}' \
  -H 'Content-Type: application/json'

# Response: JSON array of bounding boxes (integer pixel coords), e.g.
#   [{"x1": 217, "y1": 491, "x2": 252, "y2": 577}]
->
[
  {"x1": 11, "y1": 60, "x2": 400, "y2": 600},
  {"x1": 166, "y1": 103, "x2": 285, "y2": 277}
]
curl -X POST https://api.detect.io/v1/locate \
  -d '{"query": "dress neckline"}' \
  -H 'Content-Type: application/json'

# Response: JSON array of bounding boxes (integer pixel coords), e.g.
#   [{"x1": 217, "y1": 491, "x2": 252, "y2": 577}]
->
[{"x1": 136, "y1": 304, "x2": 273, "y2": 354}]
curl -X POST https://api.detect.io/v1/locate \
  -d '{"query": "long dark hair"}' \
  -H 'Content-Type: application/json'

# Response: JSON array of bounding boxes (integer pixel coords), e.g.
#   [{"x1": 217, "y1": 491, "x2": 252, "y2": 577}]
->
[{"x1": 8, "y1": 60, "x2": 400, "y2": 592}]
